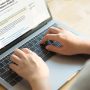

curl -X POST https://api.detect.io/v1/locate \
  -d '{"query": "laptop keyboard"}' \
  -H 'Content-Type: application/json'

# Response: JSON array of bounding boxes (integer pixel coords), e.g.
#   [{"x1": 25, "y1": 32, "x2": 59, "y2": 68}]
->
[{"x1": 0, "y1": 24, "x2": 61, "y2": 86}]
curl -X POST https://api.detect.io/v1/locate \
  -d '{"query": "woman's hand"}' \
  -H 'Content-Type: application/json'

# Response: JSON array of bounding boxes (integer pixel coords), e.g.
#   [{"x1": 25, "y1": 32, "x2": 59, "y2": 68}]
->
[
  {"x1": 41, "y1": 27, "x2": 88, "y2": 55},
  {"x1": 10, "y1": 48, "x2": 50, "y2": 90}
]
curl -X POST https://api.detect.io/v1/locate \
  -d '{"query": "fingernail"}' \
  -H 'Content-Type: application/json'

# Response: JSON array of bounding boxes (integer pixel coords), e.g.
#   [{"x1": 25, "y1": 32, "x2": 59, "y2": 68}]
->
[
  {"x1": 46, "y1": 45, "x2": 49, "y2": 49},
  {"x1": 40, "y1": 40, "x2": 43, "y2": 44}
]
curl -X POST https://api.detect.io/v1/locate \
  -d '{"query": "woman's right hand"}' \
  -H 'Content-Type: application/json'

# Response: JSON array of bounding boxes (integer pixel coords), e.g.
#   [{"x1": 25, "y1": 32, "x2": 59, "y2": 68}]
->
[
  {"x1": 10, "y1": 48, "x2": 50, "y2": 90},
  {"x1": 41, "y1": 27, "x2": 89, "y2": 55}
]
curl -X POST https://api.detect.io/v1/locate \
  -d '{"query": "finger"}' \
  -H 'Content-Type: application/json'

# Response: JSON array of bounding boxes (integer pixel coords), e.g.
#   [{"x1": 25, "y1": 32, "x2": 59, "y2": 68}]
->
[
  {"x1": 10, "y1": 54, "x2": 21, "y2": 65},
  {"x1": 21, "y1": 48, "x2": 32, "y2": 54},
  {"x1": 14, "y1": 49, "x2": 26, "y2": 59},
  {"x1": 41, "y1": 34, "x2": 60, "y2": 44},
  {"x1": 47, "y1": 26, "x2": 63, "y2": 34},
  {"x1": 46, "y1": 45, "x2": 61, "y2": 53},
  {"x1": 40, "y1": 27, "x2": 63, "y2": 44},
  {"x1": 9, "y1": 64, "x2": 19, "y2": 73}
]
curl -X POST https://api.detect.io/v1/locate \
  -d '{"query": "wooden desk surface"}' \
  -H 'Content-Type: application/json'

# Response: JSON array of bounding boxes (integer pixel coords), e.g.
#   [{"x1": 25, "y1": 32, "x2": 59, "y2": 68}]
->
[{"x1": 0, "y1": 0, "x2": 90, "y2": 90}]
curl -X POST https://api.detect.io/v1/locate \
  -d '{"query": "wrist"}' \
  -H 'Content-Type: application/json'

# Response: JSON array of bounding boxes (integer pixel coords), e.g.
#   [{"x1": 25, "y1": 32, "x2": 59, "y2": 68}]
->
[
  {"x1": 28, "y1": 78, "x2": 51, "y2": 90},
  {"x1": 77, "y1": 39, "x2": 90, "y2": 54}
]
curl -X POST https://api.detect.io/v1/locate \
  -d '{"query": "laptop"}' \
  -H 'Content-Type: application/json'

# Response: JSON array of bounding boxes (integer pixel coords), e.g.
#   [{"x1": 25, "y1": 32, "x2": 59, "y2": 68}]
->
[{"x1": 0, "y1": 0, "x2": 85, "y2": 90}]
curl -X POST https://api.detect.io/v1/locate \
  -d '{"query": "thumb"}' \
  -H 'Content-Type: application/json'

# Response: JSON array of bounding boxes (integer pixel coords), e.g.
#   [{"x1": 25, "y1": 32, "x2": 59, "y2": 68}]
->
[{"x1": 46, "y1": 45, "x2": 60, "y2": 53}]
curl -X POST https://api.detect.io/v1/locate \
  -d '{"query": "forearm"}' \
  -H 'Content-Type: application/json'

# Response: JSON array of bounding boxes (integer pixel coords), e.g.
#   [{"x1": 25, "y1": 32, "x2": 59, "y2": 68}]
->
[
  {"x1": 28, "y1": 78, "x2": 51, "y2": 90},
  {"x1": 81, "y1": 40, "x2": 90, "y2": 54}
]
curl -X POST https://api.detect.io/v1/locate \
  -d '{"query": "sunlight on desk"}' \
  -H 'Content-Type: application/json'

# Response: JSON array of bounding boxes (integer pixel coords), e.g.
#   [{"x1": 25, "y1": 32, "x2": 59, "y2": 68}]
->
[
  {"x1": 0, "y1": 0, "x2": 90, "y2": 90},
  {"x1": 48, "y1": 0, "x2": 90, "y2": 35}
]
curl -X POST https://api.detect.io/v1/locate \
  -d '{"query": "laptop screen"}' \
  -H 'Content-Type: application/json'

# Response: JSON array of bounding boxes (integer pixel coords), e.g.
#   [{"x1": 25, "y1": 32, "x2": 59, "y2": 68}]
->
[{"x1": 0, "y1": 0, "x2": 51, "y2": 49}]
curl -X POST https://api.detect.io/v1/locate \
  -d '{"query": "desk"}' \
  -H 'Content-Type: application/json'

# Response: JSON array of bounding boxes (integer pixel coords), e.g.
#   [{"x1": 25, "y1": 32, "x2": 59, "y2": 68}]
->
[{"x1": 0, "y1": 0, "x2": 90, "y2": 90}]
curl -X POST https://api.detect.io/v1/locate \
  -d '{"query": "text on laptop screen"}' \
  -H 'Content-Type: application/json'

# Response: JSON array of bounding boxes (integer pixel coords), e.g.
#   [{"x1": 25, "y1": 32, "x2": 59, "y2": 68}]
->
[{"x1": 0, "y1": 0, "x2": 50, "y2": 49}]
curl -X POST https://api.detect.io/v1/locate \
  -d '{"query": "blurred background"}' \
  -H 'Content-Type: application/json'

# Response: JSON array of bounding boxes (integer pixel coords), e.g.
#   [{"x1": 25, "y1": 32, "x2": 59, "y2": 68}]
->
[{"x1": 47, "y1": 0, "x2": 90, "y2": 35}]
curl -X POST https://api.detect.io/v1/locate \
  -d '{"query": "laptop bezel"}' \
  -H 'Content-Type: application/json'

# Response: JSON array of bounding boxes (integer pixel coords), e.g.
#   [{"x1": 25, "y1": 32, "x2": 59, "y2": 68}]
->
[{"x1": 0, "y1": 0, "x2": 52, "y2": 54}]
